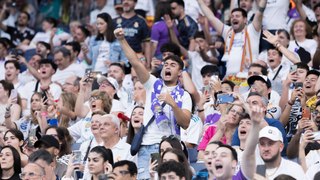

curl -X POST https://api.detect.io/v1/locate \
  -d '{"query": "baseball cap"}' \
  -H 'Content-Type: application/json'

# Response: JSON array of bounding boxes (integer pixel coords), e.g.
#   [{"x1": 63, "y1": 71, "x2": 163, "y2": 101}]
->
[
  {"x1": 259, "y1": 126, "x2": 283, "y2": 143},
  {"x1": 34, "y1": 135, "x2": 60, "y2": 149},
  {"x1": 247, "y1": 75, "x2": 271, "y2": 88},
  {"x1": 97, "y1": 76, "x2": 119, "y2": 91}
]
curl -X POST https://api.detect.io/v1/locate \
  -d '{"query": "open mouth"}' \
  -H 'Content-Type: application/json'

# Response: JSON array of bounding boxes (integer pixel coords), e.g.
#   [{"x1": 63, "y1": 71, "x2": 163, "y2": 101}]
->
[
  {"x1": 215, "y1": 164, "x2": 223, "y2": 171},
  {"x1": 269, "y1": 59, "x2": 275, "y2": 63},
  {"x1": 240, "y1": 130, "x2": 247, "y2": 136},
  {"x1": 232, "y1": 21, "x2": 239, "y2": 25},
  {"x1": 164, "y1": 71, "x2": 171, "y2": 77}
]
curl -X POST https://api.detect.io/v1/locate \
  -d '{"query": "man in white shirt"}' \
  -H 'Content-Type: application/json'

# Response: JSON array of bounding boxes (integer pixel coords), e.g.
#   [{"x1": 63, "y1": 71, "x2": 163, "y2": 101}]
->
[
  {"x1": 99, "y1": 114, "x2": 134, "y2": 162},
  {"x1": 197, "y1": 0, "x2": 266, "y2": 75},
  {"x1": 51, "y1": 47, "x2": 85, "y2": 85},
  {"x1": 4, "y1": 60, "x2": 23, "y2": 91},
  {"x1": 19, "y1": 59, "x2": 61, "y2": 115},
  {"x1": 115, "y1": 27, "x2": 192, "y2": 179}
]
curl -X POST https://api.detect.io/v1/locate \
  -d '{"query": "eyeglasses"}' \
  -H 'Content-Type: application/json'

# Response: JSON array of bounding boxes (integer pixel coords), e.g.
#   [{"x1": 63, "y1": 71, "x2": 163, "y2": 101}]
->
[
  {"x1": 161, "y1": 135, "x2": 180, "y2": 141},
  {"x1": 229, "y1": 109, "x2": 243, "y2": 116},
  {"x1": 89, "y1": 96, "x2": 102, "y2": 101},
  {"x1": 19, "y1": 172, "x2": 43, "y2": 179}
]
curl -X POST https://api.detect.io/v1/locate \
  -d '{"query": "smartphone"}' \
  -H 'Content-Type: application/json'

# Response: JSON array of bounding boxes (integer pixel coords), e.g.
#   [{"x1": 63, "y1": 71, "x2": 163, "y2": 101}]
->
[
  {"x1": 256, "y1": 165, "x2": 266, "y2": 177},
  {"x1": 203, "y1": 85, "x2": 211, "y2": 95},
  {"x1": 150, "y1": 153, "x2": 160, "y2": 171},
  {"x1": 10, "y1": 89, "x2": 18, "y2": 100},
  {"x1": 211, "y1": 75, "x2": 219, "y2": 82},
  {"x1": 72, "y1": 150, "x2": 82, "y2": 164},
  {"x1": 216, "y1": 94, "x2": 234, "y2": 104},
  {"x1": 290, "y1": 65, "x2": 297, "y2": 73},
  {"x1": 313, "y1": 131, "x2": 320, "y2": 140},
  {"x1": 302, "y1": 108, "x2": 311, "y2": 119},
  {"x1": 294, "y1": 82, "x2": 303, "y2": 89},
  {"x1": 98, "y1": 174, "x2": 108, "y2": 180}
]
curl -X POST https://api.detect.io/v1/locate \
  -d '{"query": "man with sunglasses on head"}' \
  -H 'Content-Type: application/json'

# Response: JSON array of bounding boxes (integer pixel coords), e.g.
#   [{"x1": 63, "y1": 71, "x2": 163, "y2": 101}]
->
[{"x1": 114, "y1": 27, "x2": 192, "y2": 179}]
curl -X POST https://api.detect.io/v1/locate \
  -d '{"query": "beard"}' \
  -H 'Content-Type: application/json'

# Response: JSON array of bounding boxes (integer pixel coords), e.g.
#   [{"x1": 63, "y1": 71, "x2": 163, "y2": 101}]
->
[{"x1": 261, "y1": 150, "x2": 280, "y2": 163}]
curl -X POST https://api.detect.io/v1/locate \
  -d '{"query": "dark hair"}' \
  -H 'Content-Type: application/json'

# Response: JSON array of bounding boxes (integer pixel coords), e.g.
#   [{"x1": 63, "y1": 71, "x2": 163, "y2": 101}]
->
[
  {"x1": 267, "y1": 46, "x2": 283, "y2": 57},
  {"x1": 218, "y1": 144, "x2": 238, "y2": 161},
  {"x1": 0, "y1": 38, "x2": 9, "y2": 49},
  {"x1": 249, "y1": 63, "x2": 268, "y2": 76},
  {"x1": 295, "y1": 62, "x2": 309, "y2": 72},
  {"x1": 306, "y1": 69, "x2": 320, "y2": 77},
  {"x1": 0, "y1": 146, "x2": 21, "y2": 177},
  {"x1": 160, "y1": 42, "x2": 181, "y2": 57},
  {"x1": 163, "y1": 55, "x2": 184, "y2": 70},
  {"x1": 95, "y1": 13, "x2": 116, "y2": 42},
  {"x1": 44, "y1": 17, "x2": 58, "y2": 28},
  {"x1": 0, "y1": 80, "x2": 14, "y2": 97},
  {"x1": 194, "y1": 31, "x2": 205, "y2": 39},
  {"x1": 77, "y1": 25, "x2": 91, "y2": 37},
  {"x1": 221, "y1": 80, "x2": 235, "y2": 91},
  {"x1": 208, "y1": 141, "x2": 224, "y2": 147},
  {"x1": 65, "y1": 41, "x2": 81, "y2": 56},
  {"x1": 274, "y1": 174, "x2": 296, "y2": 180},
  {"x1": 160, "y1": 135, "x2": 183, "y2": 155},
  {"x1": 239, "y1": 113, "x2": 250, "y2": 121},
  {"x1": 39, "y1": 59, "x2": 58, "y2": 71},
  {"x1": 170, "y1": 0, "x2": 185, "y2": 8},
  {"x1": 113, "y1": 160, "x2": 137, "y2": 176},
  {"x1": 4, "y1": 129, "x2": 24, "y2": 152},
  {"x1": 158, "y1": 161, "x2": 186, "y2": 179},
  {"x1": 45, "y1": 126, "x2": 72, "y2": 157},
  {"x1": 90, "y1": 146, "x2": 114, "y2": 165},
  {"x1": 37, "y1": 41, "x2": 51, "y2": 50},
  {"x1": 5, "y1": 60, "x2": 20, "y2": 70},
  {"x1": 109, "y1": 62, "x2": 125, "y2": 73},
  {"x1": 160, "y1": 149, "x2": 192, "y2": 179},
  {"x1": 20, "y1": 11, "x2": 31, "y2": 21},
  {"x1": 231, "y1": 8, "x2": 247, "y2": 18},
  {"x1": 276, "y1": 29, "x2": 290, "y2": 41},
  {"x1": 127, "y1": 106, "x2": 144, "y2": 145},
  {"x1": 29, "y1": 149, "x2": 54, "y2": 165},
  {"x1": 200, "y1": 65, "x2": 219, "y2": 77},
  {"x1": 154, "y1": 1, "x2": 172, "y2": 22}
]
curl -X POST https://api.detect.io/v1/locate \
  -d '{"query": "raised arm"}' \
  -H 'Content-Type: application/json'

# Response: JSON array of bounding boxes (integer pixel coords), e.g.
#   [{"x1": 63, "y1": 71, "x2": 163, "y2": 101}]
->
[
  {"x1": 197, "y1": 0, "x2": 224, "y2": 35},
  {"x1": 75, "y1": 78, "x2": 91, "y2": 118},
  {"x1": 242, "y1": 105, "x2": 265, "y2": 179},
  {"x1": 114, "y1": 28, "x2": 150, "y2": 84},
  {"x1": 263, "y1": 30, "x2": 300, "y2": 63},
  {"x1": 252, "y1": 0, "x2": 267, "y2": 32},
  {"x1": 164, "y1": 14, "x2": 188, "y2": 58},
  {"x1": 294, "y1": 0, "x2": 307, "y2": 21},
  {"x1": 0, "y1": 4, "x2": 8, "y2": 31}
]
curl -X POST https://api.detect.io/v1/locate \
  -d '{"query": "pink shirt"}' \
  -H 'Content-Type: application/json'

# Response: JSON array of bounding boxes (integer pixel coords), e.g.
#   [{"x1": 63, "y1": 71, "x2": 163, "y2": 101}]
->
[{"x1": 198, "y1": 125, "x2": 227, "y2": 150}]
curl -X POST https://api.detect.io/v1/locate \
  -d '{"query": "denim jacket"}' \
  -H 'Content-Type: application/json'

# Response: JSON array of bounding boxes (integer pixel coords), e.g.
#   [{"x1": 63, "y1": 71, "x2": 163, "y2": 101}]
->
[{"x1": 88, "y1": 36, "x2": 128, "y2": 69}]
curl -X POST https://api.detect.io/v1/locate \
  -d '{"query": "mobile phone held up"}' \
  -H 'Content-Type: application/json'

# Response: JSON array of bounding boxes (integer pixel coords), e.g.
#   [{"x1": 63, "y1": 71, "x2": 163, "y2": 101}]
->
[{"x1": 216, "y1": 94, "x2": 234, "y2": 104}]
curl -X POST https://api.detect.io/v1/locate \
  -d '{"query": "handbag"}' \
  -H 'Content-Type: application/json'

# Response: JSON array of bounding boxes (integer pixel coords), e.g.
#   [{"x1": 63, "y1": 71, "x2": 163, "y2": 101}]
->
[
  {"x1": 130, "y1": 103, "x2": 166, "y2": 156},
  {"x1": 295, "y1": 41, "x2": 311, "y2": 64}
]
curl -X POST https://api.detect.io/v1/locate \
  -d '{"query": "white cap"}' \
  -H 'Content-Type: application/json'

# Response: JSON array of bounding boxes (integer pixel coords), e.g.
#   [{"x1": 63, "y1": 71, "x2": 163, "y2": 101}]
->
[
  {"x1": 259, "y1": 126, "x2": 283, "y2": 143},
  {"x1": 97, "y1": 76, "x2": 119, "y2": 91}
]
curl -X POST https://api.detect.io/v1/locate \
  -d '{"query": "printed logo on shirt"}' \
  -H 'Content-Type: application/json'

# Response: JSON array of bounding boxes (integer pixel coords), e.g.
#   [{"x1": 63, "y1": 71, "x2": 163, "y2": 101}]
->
[{"x1": 20, "y1": 121, "x2": 28, "y2": 131}]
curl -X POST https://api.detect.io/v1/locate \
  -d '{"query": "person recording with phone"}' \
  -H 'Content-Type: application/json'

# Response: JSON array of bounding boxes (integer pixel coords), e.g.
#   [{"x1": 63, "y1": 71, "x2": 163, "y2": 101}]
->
[
  {"x1": 280, "y1": 69, "x2": 319, "y2": 143},
  {"x1": 0, "y1": 80, "x2": 21, "y2": 124}
]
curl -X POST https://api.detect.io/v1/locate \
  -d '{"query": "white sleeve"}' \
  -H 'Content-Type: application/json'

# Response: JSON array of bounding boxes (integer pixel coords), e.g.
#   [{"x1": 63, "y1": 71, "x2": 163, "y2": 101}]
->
[{"x1": 67, "y1": 120, "x2": 83, "y2": 142}]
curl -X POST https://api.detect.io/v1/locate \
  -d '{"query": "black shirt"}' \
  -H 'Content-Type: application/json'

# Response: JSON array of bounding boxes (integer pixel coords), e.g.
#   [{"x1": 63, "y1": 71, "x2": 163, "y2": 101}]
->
[{"x1": 5, "y1": 26, "x2": 35, "y2": 46}]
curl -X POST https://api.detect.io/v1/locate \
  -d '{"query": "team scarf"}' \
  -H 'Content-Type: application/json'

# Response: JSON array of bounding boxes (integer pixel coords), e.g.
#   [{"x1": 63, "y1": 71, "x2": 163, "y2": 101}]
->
[{"x1": 151, "y1": 79, "x2": 184, "y2": 135}]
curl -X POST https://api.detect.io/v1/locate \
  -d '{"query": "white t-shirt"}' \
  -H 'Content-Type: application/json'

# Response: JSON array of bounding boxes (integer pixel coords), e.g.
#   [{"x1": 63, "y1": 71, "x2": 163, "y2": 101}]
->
[
  {"x1": 222, "y1": 23, "x2": 260, "y2": 75},
  {"x1": 263, "y1": 0, "x2": 289, "y2": 30},
  {"x1": 19, "y1": 81, "x2": 62, "y2": 115},
  {"x1": 184, "y1": 0, "x2": 202, "y2": 22},
  {"x1": 305, "y1": 149, "x2": 320, "y2": 179},
  {"x1": 288, "y1": 39, "x2": 318, "y2": 59},
  {"x1": 265, "y1": 158, "x2": 306, "y2": 179},
  {"x1": 94, "y1": 40, "x2": 110, "y2": 74},
  {"x1": 111, "y1": 140, "x2": 135, "y2": 162},
  {"x1": 0, "y1": 60, "x2": 5, "y2": 80},
  {"x1": 19, "y1": 71, "x2": 36, "y2": 85},
  {"x1": 181, "y1": 115, "x2": 203, "y2": 145},
  {"x1": 188, "y1": 51, "x2": 212, "y2": 90},
  {"x1": 90, "y1": 2, "x2": 117, "y2": 23},
  {"x1": 68, "y1": 112, "x2": 93, "y2": 143},
  {"x1": 142, "y1": 75, "x2": 192, "y2": 145},
  {"x1": 52, "y1": 63, "x2": 85, "y2": 85},
  {"x1": 15, "y1": 117, "x2": 38, "y2": 140},
  {"x1": 29, "y1": 30, "x2": 71, "y2": 48}
]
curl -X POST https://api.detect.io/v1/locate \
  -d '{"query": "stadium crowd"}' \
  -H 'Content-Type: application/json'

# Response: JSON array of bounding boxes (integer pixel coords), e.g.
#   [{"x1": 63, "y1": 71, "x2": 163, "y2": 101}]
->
[{"x1": 0, "y1": 0, "x2": 320, "y2": 179}]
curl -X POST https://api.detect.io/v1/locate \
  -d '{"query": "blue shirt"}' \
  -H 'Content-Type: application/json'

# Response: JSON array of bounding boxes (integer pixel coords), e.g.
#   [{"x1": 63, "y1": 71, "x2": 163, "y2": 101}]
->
[
  {"x1": 177, "y1": 15, "x2": 198, "y2": 49},
  {"x1": 113, "y1": 14, "x2": 150, "y2": 53}
]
